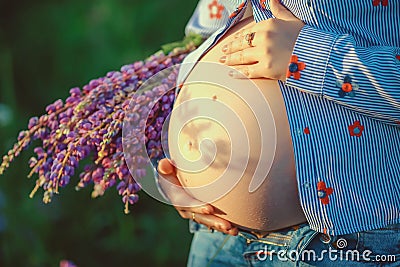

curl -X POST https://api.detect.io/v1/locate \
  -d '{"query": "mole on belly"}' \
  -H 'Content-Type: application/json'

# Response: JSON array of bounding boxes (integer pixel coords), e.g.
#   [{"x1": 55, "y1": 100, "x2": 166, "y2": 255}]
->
[{"x1": 188, "y1": 141, "x2": 193, "y2": 150}]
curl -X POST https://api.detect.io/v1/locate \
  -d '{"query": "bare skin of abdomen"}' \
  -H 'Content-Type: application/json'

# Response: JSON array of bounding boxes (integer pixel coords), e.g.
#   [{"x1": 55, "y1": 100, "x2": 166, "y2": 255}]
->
[{"x1": 168, "y1": 17, "x2": 306, "y2": 233}]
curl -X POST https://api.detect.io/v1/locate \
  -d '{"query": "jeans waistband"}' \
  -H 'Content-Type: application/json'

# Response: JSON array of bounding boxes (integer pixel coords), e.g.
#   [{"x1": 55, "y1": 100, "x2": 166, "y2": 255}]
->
[
  {"x1": 238, "y1": 222, "x2": 308, "y2": 240},
  {"x1": 239, "y1": 222, "x2": 319, "y2": 262}
]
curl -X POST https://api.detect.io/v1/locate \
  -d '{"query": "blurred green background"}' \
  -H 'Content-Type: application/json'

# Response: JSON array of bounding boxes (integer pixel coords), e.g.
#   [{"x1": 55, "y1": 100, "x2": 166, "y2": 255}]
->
[{"x1": 0, "y1": 0, "x2": 199, "y2": 266}]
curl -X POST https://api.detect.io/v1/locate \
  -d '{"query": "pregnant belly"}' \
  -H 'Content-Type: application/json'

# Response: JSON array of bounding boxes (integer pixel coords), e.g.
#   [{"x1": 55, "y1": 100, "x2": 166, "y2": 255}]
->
[{"x1": 168, "y1": 17, "x2": 306, "y2": 232}]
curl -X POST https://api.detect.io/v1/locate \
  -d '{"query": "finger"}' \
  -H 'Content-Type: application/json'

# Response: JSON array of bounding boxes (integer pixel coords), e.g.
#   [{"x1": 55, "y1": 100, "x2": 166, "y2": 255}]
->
[
  {"x1": 158, "y1": 171, "x2": 199, "y2": 206},
  {"x1": 181, "y1": 211, "x2": 239, "y2": 235},
  {"x1": 194, "y1": 213, "x2": 238, "y2": 235},
  {"x1": 221, "y1": 49, "x2": 258, "y2": 66},
  {"x1": 223, "y1": 36, "x2": 247, "y2": 54},
  {"x1": 235, "y1": 22, "x2": 257, "y2": 39},
  {"x1": 176, "y1": 203, "x2": 214, "y2": 215},
  {"x1": 232, "y1": 27, "x2": 249, "y2": 39},
  {"x1": 157, "y1": 158, "x2": 180, "y2": 186},
  {"x1": 224, "y1": 31, "x2": 256, "y2": 54},
  {"x1": 270, "y1": 0, "x2": 298, "y2": 21},
  {"x1": 228, "y1": 65, "x2": 264, "y2": 79},
  {"x1": 158, "y1": 158, "x2": 176, "y2": 176},
  {"x1": 157, "y1": 167, "x2": 215, "y2": 212}
]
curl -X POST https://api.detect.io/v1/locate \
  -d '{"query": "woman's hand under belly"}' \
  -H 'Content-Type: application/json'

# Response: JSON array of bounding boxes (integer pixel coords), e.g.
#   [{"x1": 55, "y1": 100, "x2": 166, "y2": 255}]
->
[{"x1": 168, "y1": 17, "x2": 306, "y2": 232}]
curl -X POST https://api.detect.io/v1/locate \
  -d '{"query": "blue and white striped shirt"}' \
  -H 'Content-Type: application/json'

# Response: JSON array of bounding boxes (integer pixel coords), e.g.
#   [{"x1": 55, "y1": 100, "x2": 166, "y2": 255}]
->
[{"x1": 178, "y1": 0, "x2": 400, "y2": 235}]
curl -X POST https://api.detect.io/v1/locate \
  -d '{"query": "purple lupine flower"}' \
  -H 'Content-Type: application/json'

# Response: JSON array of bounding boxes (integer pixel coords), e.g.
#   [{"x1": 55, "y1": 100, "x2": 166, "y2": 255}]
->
[
  {"x1": 0, "y1": 43, "x2": 197, "y2": 213},
  {"x1": 60, "y1": 260, "x2": 77, "y2": 267}
]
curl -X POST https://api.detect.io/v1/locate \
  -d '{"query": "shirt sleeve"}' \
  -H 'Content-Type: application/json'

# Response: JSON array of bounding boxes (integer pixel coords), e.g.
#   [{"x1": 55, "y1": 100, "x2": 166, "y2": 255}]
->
[
  {"x1": 185, "y1": 0, "x2": 230, "y2": 39},
  {"x1": 285, "y1": 25, "x2": 400, "y2": 125}
]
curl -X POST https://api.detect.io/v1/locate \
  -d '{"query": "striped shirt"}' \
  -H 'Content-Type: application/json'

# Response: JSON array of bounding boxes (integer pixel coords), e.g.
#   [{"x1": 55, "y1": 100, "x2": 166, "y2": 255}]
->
[{"x1": 177, "y1": 0, "x2": 400, "y2": 235}]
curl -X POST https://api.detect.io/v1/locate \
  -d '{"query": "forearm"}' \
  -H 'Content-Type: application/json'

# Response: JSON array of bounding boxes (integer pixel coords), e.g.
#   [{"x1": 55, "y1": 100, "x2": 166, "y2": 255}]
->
[{"x1": 286, "y1": 25, "x2": 400, "y2": 125}]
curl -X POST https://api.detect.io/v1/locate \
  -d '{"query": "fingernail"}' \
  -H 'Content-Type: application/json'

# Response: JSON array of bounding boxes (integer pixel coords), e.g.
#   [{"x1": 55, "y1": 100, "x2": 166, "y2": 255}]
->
[
  {"x1": 229, "y1": 228, "x2": 239, "y2": 236},
  {"x1": 202, "y1": 207, "x2": 211, "y2": 214},
  {"x1": 222, "y1": 45, "x2": 228, "y2": 53},
  {"x1": 219, "y1": 56, "x2": 226, "y2": 63},
  {"x1": 216, "y1": 223, "x2": 227, "y2": 230}
]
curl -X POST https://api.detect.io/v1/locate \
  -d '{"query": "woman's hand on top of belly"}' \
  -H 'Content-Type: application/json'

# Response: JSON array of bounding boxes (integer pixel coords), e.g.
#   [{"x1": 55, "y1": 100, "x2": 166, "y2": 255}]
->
[
  {"x1": 157, "y1": 158, "x2": 239, "y2": 236},
  {"x1": 220, "y1": 0, "x2": 305, "y2": 80}
]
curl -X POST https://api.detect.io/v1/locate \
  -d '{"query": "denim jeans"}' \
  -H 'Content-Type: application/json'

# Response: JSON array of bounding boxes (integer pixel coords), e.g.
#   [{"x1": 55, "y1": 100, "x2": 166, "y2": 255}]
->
[{"x1": 187, "y1": 221, "x2": 400, "y2": 266}]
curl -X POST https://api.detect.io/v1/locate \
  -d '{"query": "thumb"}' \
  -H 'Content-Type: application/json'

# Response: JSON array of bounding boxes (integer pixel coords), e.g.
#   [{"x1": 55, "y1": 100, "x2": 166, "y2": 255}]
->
[
  {"x1": 269, "y1": 0, "x2": 298, "y2": 21},
  {"x1": 157, "y1": 160, "x2": 207, "y2": 208},
  {"x1": 158, "y1": 158, "x2": 176, "y2": 175},
  {"x1": 157, "y1": 158, "x2": 181, "y2": 186}
]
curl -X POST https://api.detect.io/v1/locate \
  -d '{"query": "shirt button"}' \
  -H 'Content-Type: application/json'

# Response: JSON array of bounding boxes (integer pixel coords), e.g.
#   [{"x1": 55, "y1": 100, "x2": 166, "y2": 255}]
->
[
  {"x1": 303, "y1": 182, "x2": 311, "y2": 189},
  {"x1": 341, "y1": 83, "x2": 353, "y2": 93},
  {"x1": 319, "y1": 233, "x2": 331, "y2": 244},
  {"x1": 288, "y1": 62, "x2": 299, "y2": 73},
  {"x1": 317, "y1": 190, "x2": 327, "y2": 198}
]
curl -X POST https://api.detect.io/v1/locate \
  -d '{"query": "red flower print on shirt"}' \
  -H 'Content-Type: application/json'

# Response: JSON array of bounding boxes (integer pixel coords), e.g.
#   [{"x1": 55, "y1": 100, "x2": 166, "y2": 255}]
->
[
  {"x1": 348, "y1": 121, "x2": 364, "y2": 137},
  {"x1": 286, "y1": 55, "x2": 306, "y2": 80},
  {"x1": 317, "y1": 181, "x2": 333, "y2": 205},
  {"x1": 336, "y1": 75, "x2": 359, "y2": 98},
  {"x1": 229, "y1": 2, "x2": 245, "y2": 18},
  {"x1": 260, "y1": 0, "x2": 267, "y2": 9},
  {"x1": 396, "y1": 55, "x2": 400, "y2": 60},
  {"x1": 208, "y1": 0, "x2": 225, "y2": 19},
  {"x1": 373, "y1": 0, "x2": 388, "y2": 6}
]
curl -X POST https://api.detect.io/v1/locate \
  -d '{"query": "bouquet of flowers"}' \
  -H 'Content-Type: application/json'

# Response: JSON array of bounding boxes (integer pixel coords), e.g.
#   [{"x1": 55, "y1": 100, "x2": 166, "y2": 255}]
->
[{"x1": 0, "y1": 34, "x2": 203, "y2": 214}]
